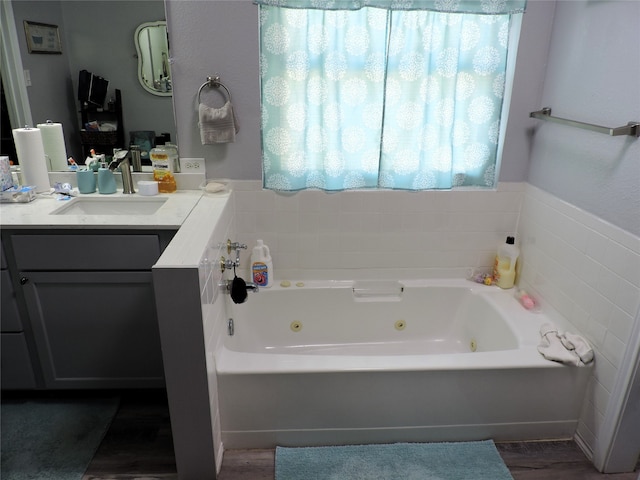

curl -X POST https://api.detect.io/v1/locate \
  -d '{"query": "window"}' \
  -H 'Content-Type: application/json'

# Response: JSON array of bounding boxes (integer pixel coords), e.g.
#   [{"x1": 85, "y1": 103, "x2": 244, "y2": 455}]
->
[{"x1": 258, "y1": 1, "x2": 525, "y2": 191}]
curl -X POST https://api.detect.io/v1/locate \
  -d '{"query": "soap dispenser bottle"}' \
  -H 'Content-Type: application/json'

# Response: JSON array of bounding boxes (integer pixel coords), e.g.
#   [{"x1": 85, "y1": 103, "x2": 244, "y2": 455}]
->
[
  {"x1": 251, "y1": 239, "x2": 273, "y2": 288},
  {"x1": 493, "y1": 236, "x2": 519, "y2": 289},
  {"x1": 97, "y1": 161, "x2": 116, "y2": 194}
]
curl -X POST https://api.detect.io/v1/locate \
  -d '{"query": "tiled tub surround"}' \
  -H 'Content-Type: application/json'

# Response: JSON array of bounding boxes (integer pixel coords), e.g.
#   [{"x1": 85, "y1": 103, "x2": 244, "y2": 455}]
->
[
  {"x1": 516, "y1": 184, "x2": 640, "y2": 467},
  {"x1": 230, "y1": 180, "x2": 524, "y2": 280},
  {"x1": 154, "y1": 182, "x2": 639, "y2": 477},
  {"x1": 224, "y1": 181, "x2": 639, "y2": 465}
]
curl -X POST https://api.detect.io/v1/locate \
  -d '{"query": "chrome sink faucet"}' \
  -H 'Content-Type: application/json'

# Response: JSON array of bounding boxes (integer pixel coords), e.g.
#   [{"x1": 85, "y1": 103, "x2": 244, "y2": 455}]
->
[{"x1": 110, "y1": 149, "x2": 135, "y2": 194}]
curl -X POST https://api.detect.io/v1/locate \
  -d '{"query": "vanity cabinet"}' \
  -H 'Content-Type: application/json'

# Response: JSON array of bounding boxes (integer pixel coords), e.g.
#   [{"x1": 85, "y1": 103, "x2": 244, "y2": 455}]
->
[
  {"x1": 2, "y1": 230, "x2": 175, "y2": 390},
  {"x1": 1, "y1": 241, "x2": 37, "y2": 389}
]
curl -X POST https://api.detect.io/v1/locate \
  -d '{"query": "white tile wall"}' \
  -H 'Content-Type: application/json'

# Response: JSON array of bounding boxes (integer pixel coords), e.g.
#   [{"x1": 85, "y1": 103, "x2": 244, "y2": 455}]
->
[
  {"x1": 197, "y1": 195, "x2": 235, "y2": 473},
  {"x1": 517, "y1": 184, "x2": 640, "y2": 457},
  {"x1": 230, "y1": 180, "x2": 524, "y2": 281}
]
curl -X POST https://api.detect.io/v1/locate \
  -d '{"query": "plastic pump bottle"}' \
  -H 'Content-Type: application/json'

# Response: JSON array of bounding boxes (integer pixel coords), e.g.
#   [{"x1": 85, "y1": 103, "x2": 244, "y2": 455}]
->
[
  {"x1": 97, "y1": 161, "x2": 116, "y2": 194},
  {"x1": 251, "y1": 239, "x2": 273, "y2": 288},
  {"x1": 493, "y1": 236, "x2": 519, "y2": 289}
]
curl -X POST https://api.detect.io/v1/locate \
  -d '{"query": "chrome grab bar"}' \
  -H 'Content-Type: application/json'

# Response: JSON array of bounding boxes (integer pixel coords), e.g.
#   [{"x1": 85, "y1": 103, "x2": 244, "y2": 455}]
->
[{"x1": 530, "y1": 107, "x2": 639, "y2": 138}]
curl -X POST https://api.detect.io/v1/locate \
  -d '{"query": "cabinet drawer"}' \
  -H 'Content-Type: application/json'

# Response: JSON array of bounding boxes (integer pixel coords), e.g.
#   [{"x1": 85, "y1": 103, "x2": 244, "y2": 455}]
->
[
  {"x1": 1, "y1": 333, "x2": 37, "y2": 390},
  {"x1": 12, "y1": 234, "x2": 161, "y2": 271}
]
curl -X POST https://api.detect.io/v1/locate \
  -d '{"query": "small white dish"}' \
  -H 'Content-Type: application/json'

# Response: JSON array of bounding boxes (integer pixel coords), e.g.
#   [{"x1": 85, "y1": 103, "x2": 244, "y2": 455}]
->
[
  {"x1": 199, "y1": 180, "x2": 227, "y2": 194},
  {"x1": 137, "y1": 180, "x2": 159, "y2": 196}
]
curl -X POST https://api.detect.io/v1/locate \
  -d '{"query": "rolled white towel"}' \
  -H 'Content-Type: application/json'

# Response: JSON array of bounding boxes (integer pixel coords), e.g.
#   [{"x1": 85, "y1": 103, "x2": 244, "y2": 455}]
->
[
  {"x1": 560, "y1": 331, "x2": 594, "y2": 365},
  {"x1": 537, "y1": 323, "x2": 593, "y2": 366}
]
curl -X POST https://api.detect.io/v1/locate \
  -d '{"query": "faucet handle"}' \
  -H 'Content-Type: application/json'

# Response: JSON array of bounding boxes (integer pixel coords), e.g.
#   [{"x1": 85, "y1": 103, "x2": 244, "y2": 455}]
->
[
  {"x1": 226, "y1": 239, "x2": 247, "y2": 254},
  {"x1": 113, "y1": 148, "x2": 129, "y2": 161}
]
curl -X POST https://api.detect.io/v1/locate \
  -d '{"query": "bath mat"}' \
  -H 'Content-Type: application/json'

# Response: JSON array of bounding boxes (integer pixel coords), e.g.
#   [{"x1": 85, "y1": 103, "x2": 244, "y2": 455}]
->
[
  {"x1": 1, "y1": 396, "x2": 119, "y2": 480},
  {"x1": 276, "y1": 440, "x2": 513, "y2": 480}
]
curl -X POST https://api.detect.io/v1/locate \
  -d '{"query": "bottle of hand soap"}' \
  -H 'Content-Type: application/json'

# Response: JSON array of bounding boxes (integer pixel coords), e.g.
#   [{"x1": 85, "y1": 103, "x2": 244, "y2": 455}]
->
[
  {"x1": 251, "y1": 239, "x2": 273, "y2": 288},
  {"x1": 493, "y1": 236, "x2": 519, "y2": 289},
  {"x1": 150, "y1": 146, "x2": 176, "y2": 193},
  {"x1": 97, "y1": 161, "x2": 116, "y2": 194}
]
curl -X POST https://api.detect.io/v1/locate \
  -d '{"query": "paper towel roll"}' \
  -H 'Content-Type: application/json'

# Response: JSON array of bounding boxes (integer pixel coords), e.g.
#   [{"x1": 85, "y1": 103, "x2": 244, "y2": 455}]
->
[
  {"x1": 12, "y1": 127, "x2": 51, "y2": 193},
  {"x1": 37, "y1": 121, "x2": 68, "y2": 171}
]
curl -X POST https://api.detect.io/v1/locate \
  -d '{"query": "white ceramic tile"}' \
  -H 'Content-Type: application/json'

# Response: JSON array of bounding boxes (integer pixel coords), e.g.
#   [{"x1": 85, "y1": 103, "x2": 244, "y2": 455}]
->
[
  {"x1": 601, "y1": 332, "x2": 626, "y2": 369},
  {"x1": 298, "y1": 212, "x2": 320, "y2": 234},
  {"x1": 340, "y1": 192, "x2": 367, "y2": 212},
  {"x1": 568, "y1": 303, "x2": 590, "y2": 337},
  {"x1": 340, "y1": 212, "x2": 364, "y2": 232},
  {"x1": 615, "y1": 279, "x2": 640, "y2": 317},
  {"x1": 591, "y1": 378, "x2": 611, "y2": 416},
  {"x1": 577, "y1": 255, "x2": 603, "y2": 289},
  {"x1": 586, "y1": 290, "x2": 615, "y2": 329},
  {"x1": 576, "y1": 421, "x2": 596, "y2": 454},
  {"x1": 607, "y1": 306, "x2": 634, "y2": 344},
  {"x1": 592, "y1": 354, "x2": 617, "y2": 393},
  {"x1": 585, "y1": 319, "x2": 607, "y2": 351},
  {"x1": 604, "y1": 243, "x2": 640, "y2": 287},
  {"x1": 584, "y1": 230, "x2": 610, "y2": 264},
  {"x1": 297, "y1": 190, "x2": 324, "y2": 212},
  {"x1": 274, "y1": 192, "x2": 299, "y2": 212},
  {"x1": 596, "y1": 266, "x2": 621, "y2": 305},
  {"x1": 251, "y1": 190, "x2": 275, "y2": 213}
]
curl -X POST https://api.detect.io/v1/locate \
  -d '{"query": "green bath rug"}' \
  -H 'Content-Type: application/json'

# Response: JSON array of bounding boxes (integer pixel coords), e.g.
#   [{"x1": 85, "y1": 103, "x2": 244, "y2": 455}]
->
[
  {"x1": 1, "y1": 396, "x2": 119, "y2": 480},
  {"x1": 276, "y1": 440, "x2": 514, "y2": 480}
]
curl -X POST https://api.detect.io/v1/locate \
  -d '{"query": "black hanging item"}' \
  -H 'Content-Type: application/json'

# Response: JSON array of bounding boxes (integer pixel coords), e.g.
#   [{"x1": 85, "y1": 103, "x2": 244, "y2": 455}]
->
[{"x1": 230, "y1": 265, "x2": 248, "y2": 304}]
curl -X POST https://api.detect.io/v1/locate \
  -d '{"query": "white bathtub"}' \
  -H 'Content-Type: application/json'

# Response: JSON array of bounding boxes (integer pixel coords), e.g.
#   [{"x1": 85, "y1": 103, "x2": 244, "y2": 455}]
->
[{"x1": 216, "y1": 279, "x2": 591, "y2": 448}]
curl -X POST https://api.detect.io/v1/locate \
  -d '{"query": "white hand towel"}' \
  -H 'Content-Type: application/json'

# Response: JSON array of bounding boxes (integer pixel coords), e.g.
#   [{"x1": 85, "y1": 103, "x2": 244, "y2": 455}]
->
[
  {"x1": 537, "y1": 322, "x2": 593, "y2": 366},
  {"x1": 199, "y1": 101, "x2": 239, "y2": 145}
]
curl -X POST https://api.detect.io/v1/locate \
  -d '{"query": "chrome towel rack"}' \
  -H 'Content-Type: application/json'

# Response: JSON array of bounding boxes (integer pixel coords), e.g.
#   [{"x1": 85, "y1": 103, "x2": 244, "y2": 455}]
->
[
  {"x1": 198, "y1": 75, "x2": 232, "y2": 104},
  {"x1": 530, "y1": 107, "x2": 639, "y2": 138}
]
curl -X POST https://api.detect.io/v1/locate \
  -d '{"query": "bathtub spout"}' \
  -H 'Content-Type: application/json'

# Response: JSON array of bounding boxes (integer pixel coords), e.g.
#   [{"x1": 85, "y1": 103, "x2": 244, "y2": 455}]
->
[{"x1": 219, "y1": 279, "x2": 260, "y2": 295}]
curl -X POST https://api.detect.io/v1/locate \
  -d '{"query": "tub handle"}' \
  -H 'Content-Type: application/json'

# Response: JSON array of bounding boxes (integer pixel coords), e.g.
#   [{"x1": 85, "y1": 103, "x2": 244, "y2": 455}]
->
[{"x1": 352, "y1": 280, "x2": 404, "y2": 300}]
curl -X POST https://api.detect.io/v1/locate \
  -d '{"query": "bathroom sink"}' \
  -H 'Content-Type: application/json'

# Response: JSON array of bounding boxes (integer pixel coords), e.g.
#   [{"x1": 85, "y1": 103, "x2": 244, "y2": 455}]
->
[{"x1": 51, "y1": 196, "x2": 167, "y2": 215}]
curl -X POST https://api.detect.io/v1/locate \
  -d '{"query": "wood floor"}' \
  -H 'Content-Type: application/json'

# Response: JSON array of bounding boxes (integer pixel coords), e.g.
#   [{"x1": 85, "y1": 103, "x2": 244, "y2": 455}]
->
[{"x1": 84, "y1": 390, "x2": 639, "y2": 480}]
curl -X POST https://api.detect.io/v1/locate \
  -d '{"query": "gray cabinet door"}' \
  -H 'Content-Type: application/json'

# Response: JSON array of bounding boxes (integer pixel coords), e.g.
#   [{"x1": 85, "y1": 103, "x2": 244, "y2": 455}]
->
[
  {"x1": 1, "y1": 270, "x2": 23, "y2": 332},
  {"x1": 21, "y1": 271, "x2": 165, "y2": 389},
  {"x1": 1, "y1": 334, "x2": 37, "y2": 389}
]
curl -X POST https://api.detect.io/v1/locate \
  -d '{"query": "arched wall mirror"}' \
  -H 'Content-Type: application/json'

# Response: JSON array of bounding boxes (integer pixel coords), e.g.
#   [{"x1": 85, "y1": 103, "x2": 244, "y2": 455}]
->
[{"x1": 135, "y1": 21, "x2": 171, "y2": 96}]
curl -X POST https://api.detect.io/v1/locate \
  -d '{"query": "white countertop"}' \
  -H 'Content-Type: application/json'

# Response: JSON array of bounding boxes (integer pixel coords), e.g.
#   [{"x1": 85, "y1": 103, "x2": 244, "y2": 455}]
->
[
  {"x1": 0, "y1": 190, "x2": 205, "y2": 229},
  {"x1": 155, "y1": 191, "x2": 232, "y2": 267}
]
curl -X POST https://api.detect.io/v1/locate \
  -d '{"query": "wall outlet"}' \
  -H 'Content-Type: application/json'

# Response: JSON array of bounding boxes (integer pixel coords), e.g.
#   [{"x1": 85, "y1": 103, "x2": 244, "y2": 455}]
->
[{"x1": 180, "y1": 157, "x2": 205, "y2": 173}]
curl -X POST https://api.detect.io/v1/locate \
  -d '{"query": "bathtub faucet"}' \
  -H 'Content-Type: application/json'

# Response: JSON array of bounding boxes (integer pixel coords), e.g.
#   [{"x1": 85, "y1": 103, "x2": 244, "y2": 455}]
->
[
  {"x1": 218, "y1": 280, "x2": 260, "y2": 293},
  {"x1": 223, "y1": 239, "x2": 248, "y2": 268}
]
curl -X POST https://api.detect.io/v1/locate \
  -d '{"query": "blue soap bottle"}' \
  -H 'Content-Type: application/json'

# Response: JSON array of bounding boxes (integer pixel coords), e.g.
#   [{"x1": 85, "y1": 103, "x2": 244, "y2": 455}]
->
[{"x1": 97, "y1": 162, "x2": 116, "y2": 194}]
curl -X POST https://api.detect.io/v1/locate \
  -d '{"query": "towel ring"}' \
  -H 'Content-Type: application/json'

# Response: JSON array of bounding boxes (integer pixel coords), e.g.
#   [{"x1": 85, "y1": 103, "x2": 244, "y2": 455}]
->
[{"x1": 197, "y1": 75, "x2": 232, "y2": 104}]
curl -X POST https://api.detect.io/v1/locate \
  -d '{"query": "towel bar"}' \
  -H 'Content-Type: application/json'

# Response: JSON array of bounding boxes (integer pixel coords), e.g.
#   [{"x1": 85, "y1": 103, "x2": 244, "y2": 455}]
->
[
  {"x1": 198, "y1": 75, "x2": 232, "y2": 104},
  {"x1": 530, "y1": 107, "x2": 639, "y2": 138}
]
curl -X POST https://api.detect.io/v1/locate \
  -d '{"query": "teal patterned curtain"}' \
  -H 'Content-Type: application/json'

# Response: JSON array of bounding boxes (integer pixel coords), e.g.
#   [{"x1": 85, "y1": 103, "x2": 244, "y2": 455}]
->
[
  {"x1": 259, "y1": 2, "x2": 524, "y2": 191},
  {"x1": 254, "y1": 0, "x2": 526, "y2": 14}
]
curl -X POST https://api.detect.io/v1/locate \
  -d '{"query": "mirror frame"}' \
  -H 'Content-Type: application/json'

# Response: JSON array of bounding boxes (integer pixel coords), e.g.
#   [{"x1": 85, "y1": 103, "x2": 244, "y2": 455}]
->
[{"x1": 134, "y1": 20, "x2": 171, "y2": 97}]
